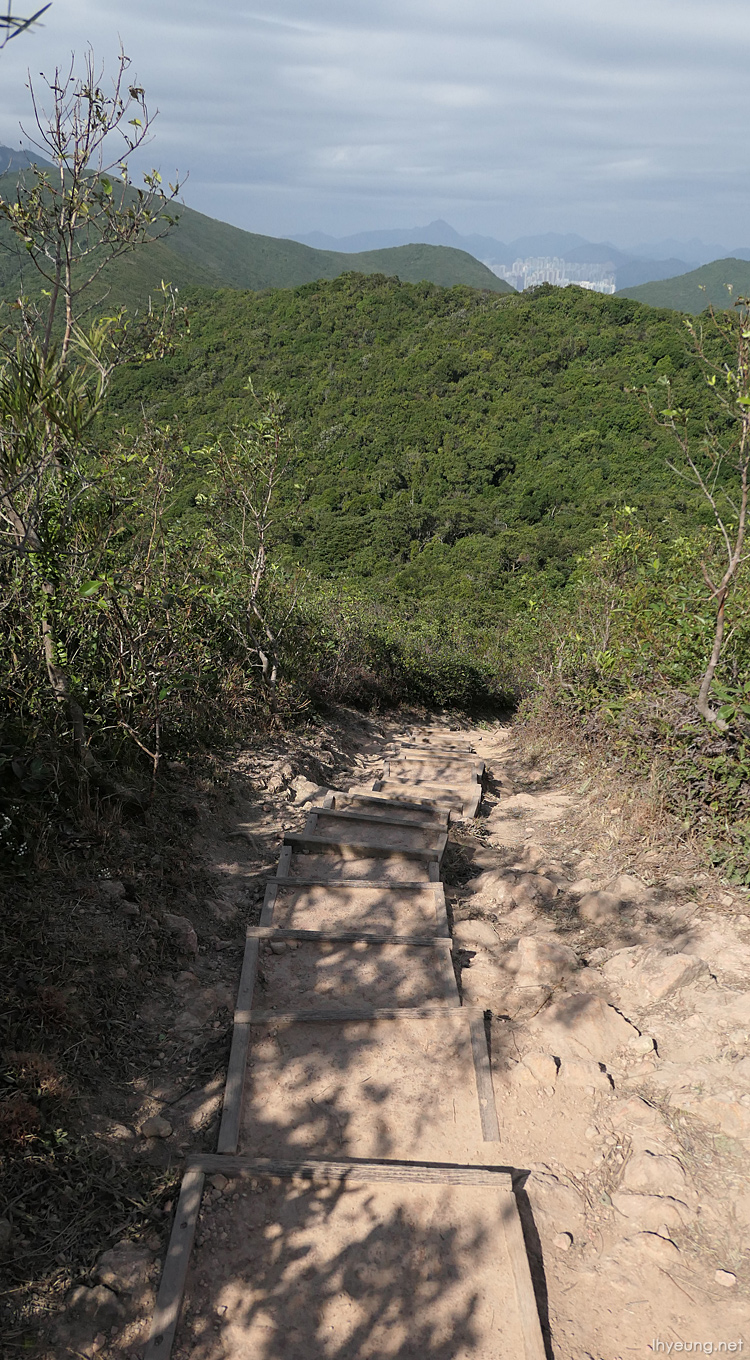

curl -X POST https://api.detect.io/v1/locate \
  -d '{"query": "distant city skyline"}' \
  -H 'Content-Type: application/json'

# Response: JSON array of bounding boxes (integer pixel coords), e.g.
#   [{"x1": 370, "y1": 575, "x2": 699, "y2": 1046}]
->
[{"x1": 489, "y1": 257, "x2": 616, "y2": 294}]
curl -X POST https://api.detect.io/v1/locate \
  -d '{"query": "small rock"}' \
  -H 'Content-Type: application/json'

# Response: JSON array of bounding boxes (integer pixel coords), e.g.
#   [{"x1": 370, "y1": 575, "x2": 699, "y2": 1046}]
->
[
  {"x1": 534, "y1": 992, "x2": 640, "y2": 1061},
  {"x1": 107, "y1": 1122, "x2": 134, "y2": 1142},
  {"x1": 513, "y1": 935, "x2": 577, "y2": 987},
  {"x1": 525, "y1": 1171, "x2": 585, "y2": 1234},
  {"x1": 578, "y1": 891, "x2": 620, "y2": 925},
  {"x1": 628, "y1": 1034, "x2": 656, "y2": 1055},
  {"x1": 585, "y1": 947, "x2": 610, "y2": 967},
  {"x1": 515, "y1": 873, "x2": 559, "y2": 903},
  {"x1": 611, "y1": 1192, "x2": 691, "y2": 1232},
  {"x1": 521, "y1": 1052, "x2": 559, "y2": 1086},
  {"x1": 162, "y1": 913, "x2": 198, "y2": 956},
  {"x1": 671, "y1": 1091, "x2": 750, "y2": 1141},
  {"x1": 606, "y1": 874, "x2": 652, "y2": 905},
  {"x1": 120, "y1": 900, "x2": 140, "y2": 917},
  {"x1": 568, "y1": 878, "x2": 599, "y2": 898},
  {"x1": 209, "y1": 1174, "x2": 228, "y2": 1192},
  {"x1": 141, "y1": 1115, "x2": 172, "y2": 1139},
  {"x1": 558, "y1": 1058, "x2": 613, "y2": 1091},
  {"x1": 453, "y1": 920, "x2": 500, "y2": 950},
  {"x1": 552, "y1": 1231, "x2": 573, "y2": 1251},
  {"x1": 66, "y1": 1284, "x2": 124, "y2": 1325},
  {"x1": 269, "y1": 941, "x2": 287, "y2": 955},
  {"x1": 715, "y1": 1269, "x2": 737, "y2": 1287},
  {"x1": 97, "y1": 1242, "x2": 154, "y2": 1294},
  {"x1": 623, "y1": 1151, "x2": 688, "y2": 1199},
  {"x1": 292, "y1": 776, "x2": 327, "y2": 805},
  {"x1": 100, "y1": 879, "x2": 126, "y2": 901},
  {"x1": 463, "y1": 870, "x2": 516, "y2": 907},
  {"x1": 632, "y1": 1231, "x2": 680, "y2": 1263},
  {"x1": 602, "y1": 946, "x2": 708, "y2": 1000}
]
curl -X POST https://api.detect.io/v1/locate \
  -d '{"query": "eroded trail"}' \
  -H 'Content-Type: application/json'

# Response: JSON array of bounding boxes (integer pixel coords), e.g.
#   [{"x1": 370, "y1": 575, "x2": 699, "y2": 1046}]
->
[
  {"x1": 59, "y1": 715, "x2": 750, "y2": 1360},
  {"x1": 143, "y1": 723, "x2": 546, "y2": 1360}
]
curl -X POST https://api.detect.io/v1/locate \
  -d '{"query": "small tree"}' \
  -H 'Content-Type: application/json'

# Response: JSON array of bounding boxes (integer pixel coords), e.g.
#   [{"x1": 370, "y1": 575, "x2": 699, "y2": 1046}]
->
[
  {"x1": 200, "y1": 390, "x2": 300, "y2": 717},
  {"x1": 1, "y1": 45, "x2": 180, "y2": 361},
  {"x1": 650, "y1": 302, "x2": 750, "y2": 726},
  {"x1": 0, "y1": 47, "x2": 181, "y2": 763}
]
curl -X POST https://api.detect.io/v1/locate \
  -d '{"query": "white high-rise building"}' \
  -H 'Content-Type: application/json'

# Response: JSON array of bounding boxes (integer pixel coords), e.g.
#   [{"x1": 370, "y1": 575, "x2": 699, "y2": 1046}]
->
[{"x1": 486, "y1": 256, "x2": 616, "y2": 295}]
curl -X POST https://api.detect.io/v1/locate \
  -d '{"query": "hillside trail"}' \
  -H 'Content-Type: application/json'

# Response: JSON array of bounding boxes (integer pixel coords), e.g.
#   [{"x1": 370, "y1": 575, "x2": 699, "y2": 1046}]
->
[{"x1": 54, "y1": 711, "x2": 750, "y2": 1360}]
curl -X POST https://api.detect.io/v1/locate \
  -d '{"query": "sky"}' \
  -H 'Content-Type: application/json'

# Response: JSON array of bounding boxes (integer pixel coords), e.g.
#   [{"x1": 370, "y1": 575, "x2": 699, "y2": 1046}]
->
[{"x1": 1, "y1": 0, "x2": 749, "y2": 247}]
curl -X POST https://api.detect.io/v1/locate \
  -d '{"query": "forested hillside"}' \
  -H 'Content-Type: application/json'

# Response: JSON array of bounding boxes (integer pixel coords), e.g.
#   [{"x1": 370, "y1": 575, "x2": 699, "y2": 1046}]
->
[
  {"x1": 618, "y1": 256, "x2": 750, "y2": 312},
  {"x1": 0, "y1": 170, "x2": 511, "y2": 312},
  {"x1": 106, "y1": 274, "x2": 714, "y2": 617}
]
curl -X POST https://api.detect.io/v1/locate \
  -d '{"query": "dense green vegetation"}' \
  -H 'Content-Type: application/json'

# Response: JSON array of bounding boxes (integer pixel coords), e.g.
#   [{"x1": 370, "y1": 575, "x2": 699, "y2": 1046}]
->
[
  {"x1": 4, "y1": 268, "x2": 750, "y2": 877},
  {"x1": 106, "y1": 274, "x2": 716, "y2": 615},
  {"x1": 0, "y1": 171, "x2": 510, "y2": 316},
  {"x1": 618, "y1": 256, "x2": 750, "y2": 313}
]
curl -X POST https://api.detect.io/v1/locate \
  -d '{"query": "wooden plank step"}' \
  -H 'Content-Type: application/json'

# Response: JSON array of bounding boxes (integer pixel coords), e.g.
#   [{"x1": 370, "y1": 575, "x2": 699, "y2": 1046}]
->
[
  {"x1": 388, "y1": 743, "x2": 480, "y2": 762},
  {"x1": 283, "y1": 831, "x2": 448, "y2": 862},
  {"x1": 262, "y1": 879, "x2": 450, "y2": 937},
  {"x1": 192, "y1": 1152, "x2": 513, "y2": 1184},
  {"x1": 307, "y1": 810, "x2": 441, "y2": 851},
  {"x1": 246, "y1": 927, "x2": 450, "y2": 944},
  {"x1": 237, "y1": 1009, "x2": 499, "y2": 1164},
  {"x1": 375, "y1": 776, "x2": 473, "y2": 800},
  {"x1": 310, "y1": 805, "x2": 442, "y2": 831},
  {"x1": 253, "y1": 937, "x2": 459, "y2": 1012},
  {"x1": 286, "y1": 855, "x2": 434, "y2": 883},
  {"x1": 327, "y1": 790, "x2": 449, "y2": 823},
  {"x1": 374, "y1": 779, "x2": 482, "y2": 819},
  {"x1": 267, "y1": 875, "x2": 437, "y2": 889},
  {"x1": 147, "y1": 1157, "x2": 547, "y2": 1360},
  {"x1": 388, "y1": 754, "x2": 485, "y2": 777}
]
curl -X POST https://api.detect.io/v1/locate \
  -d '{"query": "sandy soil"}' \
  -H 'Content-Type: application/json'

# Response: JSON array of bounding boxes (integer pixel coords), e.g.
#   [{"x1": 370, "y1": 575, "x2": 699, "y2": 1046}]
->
[{"x1": 48, "y1": 709, "x2": 750, "y2": 1359}]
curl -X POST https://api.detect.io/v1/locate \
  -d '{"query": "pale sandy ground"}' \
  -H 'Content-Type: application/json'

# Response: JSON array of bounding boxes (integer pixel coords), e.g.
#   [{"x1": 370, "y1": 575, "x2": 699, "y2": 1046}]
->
[{"x1": 52, "y1": 711, "x2": 750, "y2": 1360}]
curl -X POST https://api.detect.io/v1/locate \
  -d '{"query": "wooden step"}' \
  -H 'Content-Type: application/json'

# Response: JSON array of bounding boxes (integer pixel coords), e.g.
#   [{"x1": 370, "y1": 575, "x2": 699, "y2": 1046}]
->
[
  {"x1": 306, "y1": 810, "x2": 442, "y2": 852},
  {"x1": 237, "y1": 1009, "x2": 498, "y2": 1163},
  {"x1": 375, "y1": 778, "x2": 482, "y2": 818},
  {"x1": 388, "y1": 741, "x2": 478, "y2": 759},
  {"x1": 284, "y1": 830, "x2": 447, "y2": 862},
  {"x1": 326, "y1": 790, "x2": 449, "y2": 824},
  {"x1": 286, "y1": 853, "x2": 434, "y2": 883},
  {"x1": 252, "y1": 936, "x2": 459, "y2": 1012},
  {"x1": 262, "y1": 879, "x2": 449, "y2": 936}
]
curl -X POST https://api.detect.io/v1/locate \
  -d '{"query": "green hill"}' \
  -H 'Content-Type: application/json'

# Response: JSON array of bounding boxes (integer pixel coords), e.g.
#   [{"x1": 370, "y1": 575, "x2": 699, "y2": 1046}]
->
[
  {"x1": 617, "y1": 257, "x2": 750, "y2": 313},
  {"x1": 0, "y1": 172, "x2": 512, "y2": 312},
  {"x1": 104, "y1": 275, "x2": 715, "y2": 618}
]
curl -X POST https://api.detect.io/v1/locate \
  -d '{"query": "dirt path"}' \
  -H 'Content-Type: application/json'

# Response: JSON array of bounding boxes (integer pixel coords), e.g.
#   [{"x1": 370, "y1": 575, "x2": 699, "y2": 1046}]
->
[
  {"x1": 458, "y1": 723, "x2": 750, "y2": 1358},
  {"x1": 50, "y1": 712, "x2": 750, "y2": 1359}
]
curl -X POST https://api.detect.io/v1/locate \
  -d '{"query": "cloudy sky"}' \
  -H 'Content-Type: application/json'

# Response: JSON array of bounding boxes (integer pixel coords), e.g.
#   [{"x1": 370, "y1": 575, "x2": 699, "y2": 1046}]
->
[{"x1": 1, "y1": 0, "x2": 749, "y2": 247}]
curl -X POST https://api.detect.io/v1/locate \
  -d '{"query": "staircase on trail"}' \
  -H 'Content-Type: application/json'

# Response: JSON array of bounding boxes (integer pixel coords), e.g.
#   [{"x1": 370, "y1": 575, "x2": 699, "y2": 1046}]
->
[{"x1": 145, "y1": 727, "x2": 547, "y2": 1360}]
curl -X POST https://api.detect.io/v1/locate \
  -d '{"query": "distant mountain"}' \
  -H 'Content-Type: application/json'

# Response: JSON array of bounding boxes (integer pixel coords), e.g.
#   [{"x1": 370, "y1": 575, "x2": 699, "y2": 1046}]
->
[
  {"x1": 292, "y1": 220, "x2": 700, "y2": 289},
  {"x1": 0, "y1": 177, "x2": 513, "y2": 312},
  {"x1": 294, "y1": 222, "x2": 593, "y2": 264},
  {"x1": 0, "y1": 144, "x2": 51, "y2": 173},
  {"x1": 626, "y1": 238, "x2": 730, "y2": 265},
  {"x1": 617, "y1": 258, "x2": 750, "y2": 313}
]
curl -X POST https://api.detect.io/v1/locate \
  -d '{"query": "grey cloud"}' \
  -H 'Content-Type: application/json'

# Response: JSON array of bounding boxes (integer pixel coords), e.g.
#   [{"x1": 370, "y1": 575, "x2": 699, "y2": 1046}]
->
[{"x1": 0, "y1": 0, "x2": 748, "y2": 244}]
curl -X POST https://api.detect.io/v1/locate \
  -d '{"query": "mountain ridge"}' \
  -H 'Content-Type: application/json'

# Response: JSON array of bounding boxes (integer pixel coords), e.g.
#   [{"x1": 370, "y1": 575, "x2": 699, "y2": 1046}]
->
[
  {"x1": 617, "y1": 257, "x2": 750, "y2": 313},
  {"x1": 291, "y1": 220, "x2": 750, "y2": 290},
  {"x1": 0, "y1": 171, "x2": 513, "y2": 309}
]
